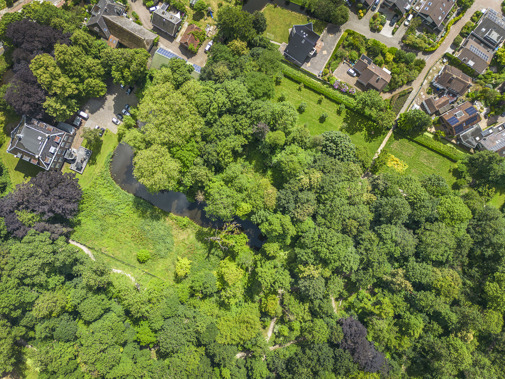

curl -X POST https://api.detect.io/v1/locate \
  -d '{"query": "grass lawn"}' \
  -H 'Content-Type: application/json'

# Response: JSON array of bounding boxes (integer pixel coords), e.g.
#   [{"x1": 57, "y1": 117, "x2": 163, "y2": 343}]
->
[
  {"x1": 70, "y1": 148, "x2": 214, "y2": 281},
  {"x1": 489, "y1": 187, "x2": 505, "y2": 209},
  {"x1": 262, "y1": 4, "x2": 327, "y2": 43},
  {"x1": 274, "y1": 77, "x2": 384, "y2": 158},
  {"x1": 0, "y1": 139, "x2": 43, "y2": 187},
  {"x1": 63, "y1": 131, "x2": 118, "y2": 190},
  {"x1": 384, "y1": 135, "x2": 458, "y2": 185}
]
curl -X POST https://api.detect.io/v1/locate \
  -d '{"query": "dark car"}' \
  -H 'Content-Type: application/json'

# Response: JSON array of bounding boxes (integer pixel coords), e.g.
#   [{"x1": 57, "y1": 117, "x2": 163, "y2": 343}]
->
[
  {"x1": 371, "y1": 0, "x2": 380, "y2": 11},
  {"x1": 390, "y1": 14, "x2": 399, "y2": 26},
  {"x1": 116, "y1": 113, "x2": 123, "y2": 121},
  {"x1": 126, "y1": 86, "x2": 134, "y2": 95}
]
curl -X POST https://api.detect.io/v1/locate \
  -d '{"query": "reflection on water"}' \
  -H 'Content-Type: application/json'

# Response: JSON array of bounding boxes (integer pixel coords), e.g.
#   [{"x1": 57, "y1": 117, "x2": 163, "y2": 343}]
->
[{"x1": 110, "y1": 143, "x2": 264, "y2": 249}]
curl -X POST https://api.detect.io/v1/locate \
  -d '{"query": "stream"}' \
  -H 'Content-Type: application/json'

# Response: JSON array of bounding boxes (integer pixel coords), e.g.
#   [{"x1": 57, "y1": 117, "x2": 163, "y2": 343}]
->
[{"x1": 110, "y1": 143, "x2": 264, "y2": 249}]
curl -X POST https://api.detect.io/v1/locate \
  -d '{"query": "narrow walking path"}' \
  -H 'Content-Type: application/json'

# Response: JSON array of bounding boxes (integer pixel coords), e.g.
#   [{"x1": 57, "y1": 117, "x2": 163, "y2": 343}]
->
[
  {"x1": 69, "y1": 239, "x2": 139, "y2": 287},
  {"x1": 266, "y1": 317, "x2": 277, "y2": 342}
]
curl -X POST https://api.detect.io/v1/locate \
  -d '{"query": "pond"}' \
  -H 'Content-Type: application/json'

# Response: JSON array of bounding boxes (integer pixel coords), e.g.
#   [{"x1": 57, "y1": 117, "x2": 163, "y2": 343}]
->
[
  {"x1": 110, "y1": 143, "x2": 264, "y2": 249},
  {"x1": 242, "y1": 0, "x2": 309, "y2": 14}
]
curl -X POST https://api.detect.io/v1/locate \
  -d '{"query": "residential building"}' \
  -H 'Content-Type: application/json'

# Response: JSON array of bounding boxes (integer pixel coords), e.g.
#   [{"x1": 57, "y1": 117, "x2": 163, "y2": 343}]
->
[
  {"x1": 284, "y1": 23, "x2": 320, "y2": 66},
  {"x1": 421, "y1": 95, "x2": 452, "y2": 115},
  {"x1": 87, "y1": 0, "x2": 156, "y2": 50},
  {"x1": 440, "y1": 101, "x2": 481, "y2": 136},
  {"x1": 180, "y1": 24, "x2": 203, "y2": 51},
  {"x1": 7, "y1": 116, "x2": 75, "y2": 171},
  {"x1": 152, "y1": 3, "x2": 182, "y2": 37},
  {"x1": 383, "y1": 0, "x2": 412, "y2": 15},
  {"x1": 417, "y1": 0, "x2": 455, "y2": 32},
  {"x1": 457, "y1": 35, "x2": 494, "y2": 74},
  {"x1": 458, "y1": 123, "x2": 505, "y2": 157},
  {"x1": 353, "y1": 55, "x2": 392, "y2": 92},
  {"x1": 471, "y1": 9, "x2": 505, "y2": 50},
  {"x1": 432, "y1": 65, "x2": 473, "y2": 96}
]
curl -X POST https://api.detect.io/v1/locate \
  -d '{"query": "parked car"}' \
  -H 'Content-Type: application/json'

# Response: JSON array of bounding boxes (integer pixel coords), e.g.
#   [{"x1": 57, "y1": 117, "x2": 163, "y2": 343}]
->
[
  {"x1": 124, "y1": 104, "x2": 131, "y2": 110},
  {"x1": 73, "y1": 117, "x2": 82, "y2": 127},
  {"x1": 120, "y1": 84, "x2": 125, "y2": 89},
  {"x1": 347, "y1": 68, "x2": 357, "y2": 77},
  {"x1": 390, "y1": 14, "x2": 399, "y2": 26},
  {"x1": 126, "y1": 86, "x2": 134, "y2": 95},
  {"x1": 371, "y1": 0, "x2": 380, "y2": 11},
  {"x1": 78, "y1": 111, "x2": 89, "y2": 120},
  {"x1": 122, "y1": 108, "x2": 131, "y2": 116},
  {"x1": 116, "y1": 113, "x2": 123, "y2": 121},
  {"x1": 344, "y1": 0, "x2": 351, "y2": 6},
  {"x1": 404, "y1": 14, "x2": 413, "y2": 26},
  {"x1": 204, "y1": 40, "x2": 213, "y2": 53},
  {"x1": 112, "y1": 117, "x2": 120, "y2": 125}
]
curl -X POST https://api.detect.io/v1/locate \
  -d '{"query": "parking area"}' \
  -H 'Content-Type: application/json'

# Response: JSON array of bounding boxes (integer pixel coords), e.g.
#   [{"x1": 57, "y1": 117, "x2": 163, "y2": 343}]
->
[
  {"x1": 82, "y1": 83, "x2": 138, "y2": 134},
  {"x1": 333, "y1": 61, "x2": 359, "y2": 87}
]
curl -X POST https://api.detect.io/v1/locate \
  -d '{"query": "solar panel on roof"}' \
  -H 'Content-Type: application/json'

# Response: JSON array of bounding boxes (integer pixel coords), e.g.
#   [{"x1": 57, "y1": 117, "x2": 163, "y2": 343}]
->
[
  {"x1": 469, "y1": 45, "x2": 490, "y2": 61},
  {"x1": 466, "y1": 106, "x2": 477, "y2": 115},
  {"x1": 447, "y1": 116, "x2": 459, "y2": 126},
  {"x1": 465, "y1": 115, "x2": 479, "y2": 125},
  {"x1": 156, "y1": 48, "x2": 184, "y2": 61},
  {"x1": 193, "y1": 64, "x2": 201, "y2": 73},
  {"x1": 454, "y1": 124, "x2": 464, "y2": 134}
]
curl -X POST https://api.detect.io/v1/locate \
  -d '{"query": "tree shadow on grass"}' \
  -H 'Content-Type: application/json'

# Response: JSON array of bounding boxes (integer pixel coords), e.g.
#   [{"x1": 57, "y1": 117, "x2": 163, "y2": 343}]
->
[{"x1": 342, "y1": 111, "x2": 386, "y2": 142}]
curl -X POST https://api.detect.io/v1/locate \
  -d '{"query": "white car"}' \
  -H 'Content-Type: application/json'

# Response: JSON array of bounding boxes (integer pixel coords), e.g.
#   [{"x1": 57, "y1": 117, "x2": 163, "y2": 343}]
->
[
  {"x1": 404, "y1": 14, "x2": 413, "y2": 26},
  {"x1": 347, "y1": 68, "x2": 357, "y2": 77},
  {"x1": 112, "y1": 117, "x2": 121, "y2": 125},
  {"x1": 122, "y1": 108, "x2": 131, "y2": 116},
  {"x1": 204, "y1": 40, "x2": 213, "y2": 53}
]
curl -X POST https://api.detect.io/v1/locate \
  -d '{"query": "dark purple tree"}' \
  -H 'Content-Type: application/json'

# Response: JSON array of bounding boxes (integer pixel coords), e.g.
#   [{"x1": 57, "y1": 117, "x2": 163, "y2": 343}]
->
[
  {"x1": 0, "y1": 171, "x2": 82, "y2": 239},
  {"x1": 5, "y1": 65, "x2": 46, "y2": 118},
  {"x1": 339, "y1": 317, "x2": 388, "y2": 374}
]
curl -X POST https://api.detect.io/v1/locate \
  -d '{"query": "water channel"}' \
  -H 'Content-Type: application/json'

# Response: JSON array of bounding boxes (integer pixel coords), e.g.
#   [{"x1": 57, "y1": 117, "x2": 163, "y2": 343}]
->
[{"x1": 110, "y1": 143, "x2": 264, "y2": 249}]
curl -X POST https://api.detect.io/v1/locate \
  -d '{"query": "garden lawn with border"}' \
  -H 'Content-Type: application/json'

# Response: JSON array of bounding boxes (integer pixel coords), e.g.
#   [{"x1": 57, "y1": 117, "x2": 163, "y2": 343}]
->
[
  {"x1": 0, "y1": 139, "x2": 43, "y2": 187},
  {"x1": 384, "y1": 135, "x2": 458, "y2": 185},
  {"x1": 262, "y1": 4, "x2": 326, "y2": 44},
  {"x1": 274, "y1": 77, "x2": 384, "y2": 158}
]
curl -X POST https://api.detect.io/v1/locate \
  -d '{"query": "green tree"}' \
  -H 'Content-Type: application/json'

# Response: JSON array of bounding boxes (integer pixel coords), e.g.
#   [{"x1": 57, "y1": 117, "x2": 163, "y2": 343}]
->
[
  {"x1": 485, "y1": 272, "x2": 505, "y2": 313},
  {"x1": 397, "y1": 109, "x2": 432, "y2": 134},
  {"x1": 436, "y1": 195, "x2": 472, "y2": 226},
  {"x1": 133, "y1": 145, "x2": 182, "y2": 192},
  {"x1": 101, "y1": 48, "x2": 150, "y2": 86},
  {"x1": 354, "y1": 90, "x2": 395, "y2": 130}
]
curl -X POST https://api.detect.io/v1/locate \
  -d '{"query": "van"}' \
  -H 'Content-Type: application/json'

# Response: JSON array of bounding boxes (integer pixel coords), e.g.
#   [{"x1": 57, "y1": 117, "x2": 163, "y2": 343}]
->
[
  {"x1": 404, "y1": 14, "x2": 413, "y2": 26},
  {"x1": 78, "y1": 111, "x2": 89, "y2": 120}
]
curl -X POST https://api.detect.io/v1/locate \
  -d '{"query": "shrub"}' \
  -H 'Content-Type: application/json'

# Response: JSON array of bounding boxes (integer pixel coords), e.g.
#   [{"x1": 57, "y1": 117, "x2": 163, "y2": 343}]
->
[
  {"x1": 137, "y1": 249, "x2": 151, "y2": 263},
  {"x1": 453, "y1": 35, "x2": 463, "y2": 47},
  {"x1": 278, "y1": 93, "x2": 286, "y2": 102},
  {"x1": 132, "y1": 11, "x2": 139, "y2": 20},
  {"x1": 317, "y1": 95, "x2": 324, "y2": 104},
  {"x1": 298, "y1": 102, "x2": 307, "y2": 113},
  {"x1": 145, "y1": 0, "x2": 153, "y2": 7},
  {"x1": 298, "y1": 83, "x2": 304, "y2": 91},
  {"x1": 320, "y1": 112, "x2": 328, "y2": 122}
]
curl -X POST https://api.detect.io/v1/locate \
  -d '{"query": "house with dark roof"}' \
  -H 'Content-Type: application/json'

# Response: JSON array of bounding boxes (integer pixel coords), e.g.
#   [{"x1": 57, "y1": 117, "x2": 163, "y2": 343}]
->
[
  {"x1": 180, "y1": 24, "x2": 203, "y2": 51},
  {"x1": 471, "y1": 9, "x2": 505, "y2": 50},
  {"x1": 284, "y1": 23, "x2": 320, "y2": 66},
  {"x1": 421, "y1": 95, "x2": 452, "y2": 115},
  {"x1": 457, "y1": 35, "x2": 493, "y2": 74},
  {"x1": 7, "y1": 116, "x2": 75, "y2": 171},
  {"x1": 87, "y1": 0, "x2": 156, "y2": 50},
  {"x1": 353, "y1": 55, "x2": 392, "y2": 92},
  {"x1": 432, "y1": 65, "x2": 473, "y2": 96},
  {"x1": 440, "y1": 101, "x2": 481, "y2": 136},
  {"x1": 417, "y1": 0, "x2": 455, "y2": 32},
  {"x1": 383, "y1": 0, "x2": 412, "y2": 15},
  {"x1": 458, "y1": 123, "x2": 505, "y2": 157},
  {"x1": 152, "y1": 3, "x2": 182, "y2": 37}
]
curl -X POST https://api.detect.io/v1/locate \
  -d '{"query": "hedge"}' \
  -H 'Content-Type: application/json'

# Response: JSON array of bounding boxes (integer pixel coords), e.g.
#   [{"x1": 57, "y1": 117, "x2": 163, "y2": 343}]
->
[
  {"x1": 425, "y1": 14, "x2": 464, "y2": 52},
  {"x1": 281, "y1": 62, "x2": 358, "y2": 111},
  {"x1": 444, "y1": 52, "x2": 478, "y2": 77},
  {"x1": 396, "y1": 131, "x2": 468, "y2": 162}
]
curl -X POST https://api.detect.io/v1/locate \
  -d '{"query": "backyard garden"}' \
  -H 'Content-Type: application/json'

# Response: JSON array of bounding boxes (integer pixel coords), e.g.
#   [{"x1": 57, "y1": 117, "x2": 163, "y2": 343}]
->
[{"x1": 262, "y1": 4, "x2": 326, "y2": 44}]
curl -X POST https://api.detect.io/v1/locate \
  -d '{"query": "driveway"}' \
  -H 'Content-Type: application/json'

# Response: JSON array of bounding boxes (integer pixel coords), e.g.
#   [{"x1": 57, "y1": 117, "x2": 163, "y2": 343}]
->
[
  {"x1": 302, "y1": 24, "x2": 340, "y2": 76},
  {"x1": 82, "y1": 83, "x2": 138, "y2": 134},
  {"x1": 333, "y1": 61, "x2": 359, "y2": 87},
  {"x1": 128, "y1": 0, "x2": 209, "y2": 68}
]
